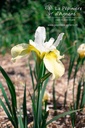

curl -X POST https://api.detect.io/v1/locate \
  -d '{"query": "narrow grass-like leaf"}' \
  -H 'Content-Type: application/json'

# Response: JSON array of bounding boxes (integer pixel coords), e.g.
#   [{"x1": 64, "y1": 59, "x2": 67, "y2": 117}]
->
[
  {"x1": 18, "y1": 113, "x2": 24, "y2": 128},
  {"x1": 80, "y1": 81, "x2": 85, "y2": 108},
  {"x1": 38, "y1": 61, "x2": 45, "y2": 80},
  {"x1": 0, "y1": 82, "x2": 12, "y2": 114},
  {"x1": 70, "y1": 106, "x2": 76, "y2": 128},
  {"x1": 29, "y1": 63, "x2": 35, "y2": 90},
  {"x1": 74, "y1": 57, "x2": 81, "y2": 83},
  {"x1": 40, "y1": 72, "x2": 51, "y2": 83},
  {"x1": 42, "y1": 107, "x2": 49, "y2": 128},
  {"x1": 37, "y1": 78, "x2": 49, "y2": 126},
  {"x1": 46, "y1": 109, "x2": 80, "y2": 126},
  {"x1": 0, "y1": 66, "x2": 18, "y2": 127},
  {"x1": 0, "y1": 99, "x2": 16, "y2": 127},
  {"x1": 0, "y1": 66, "x2": 16, "y2": 107},
  {"x1": 31, "y1": 95, "x2": 37, "y2": 128},
  {"x1": 64, "y1": 91, "x2": 67, "y2": 107},
  {"x1": 53, "y1": 81, "x2": 57, "y2": 110},
  {"x1": 76, "y1": 80, "x2": 82, "y2": 109},
  {"x1": 34, "y1": 72, "x2": 51, "y2": 91},
  {"x1": 35, "y1": 57, "x2": 41, "y2": 80},
  {"x1": 29, "y1": 88, "x2": 37, "y2": 127},
  {"x1": 68, "y1": 55, "x2": 75, "y2": 82},
  {"x1": 23, "y1": 85, "x2": 27, "y2": 128},
  {"x1": 72, "y1": 57, "x2": 81, "y2": 106}
]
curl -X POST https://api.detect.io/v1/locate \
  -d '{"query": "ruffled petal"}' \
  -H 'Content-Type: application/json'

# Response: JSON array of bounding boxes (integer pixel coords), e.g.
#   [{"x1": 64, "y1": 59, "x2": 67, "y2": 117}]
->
[
  {"x1": 11, "y1": 43, "x2": 30, "y2": 60},
  {"x1": 11, "y1": 43, "x2": 43, "y2": 60},
  {"x1": 54, "y1": 33, "x2": 64, "y2": 47},
  {"x1": 34, "y1": 26, "x2": 46, "y2": 44},
  {"x1": 43, "y1": 51, "x2": 65, "y2": 79}
]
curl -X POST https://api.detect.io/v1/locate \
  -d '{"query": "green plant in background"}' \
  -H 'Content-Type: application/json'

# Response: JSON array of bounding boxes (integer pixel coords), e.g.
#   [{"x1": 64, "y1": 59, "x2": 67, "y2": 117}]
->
[
  {"x1": 67, "y1": 43, "x2": 85, "y2": 128},
  {"x1": 0, "y1": 0, "x2": 85, "y2": 55},
  {"x1": 0, "y1": 26, "x2": 80, "y2": 128}
]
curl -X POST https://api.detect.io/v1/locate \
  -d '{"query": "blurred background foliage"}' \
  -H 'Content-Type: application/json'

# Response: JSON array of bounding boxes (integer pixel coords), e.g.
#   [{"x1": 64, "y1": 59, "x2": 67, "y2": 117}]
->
[{"x1": 0, "y1": 0, "x2": 85, "y2": 54}]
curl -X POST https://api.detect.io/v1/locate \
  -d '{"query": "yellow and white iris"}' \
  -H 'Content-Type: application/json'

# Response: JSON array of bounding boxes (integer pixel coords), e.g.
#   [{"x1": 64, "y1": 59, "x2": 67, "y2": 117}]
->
[
  {"x1": 77, "y1": 43, "x2": 85, "y2": 58},
  {"x1": 11, "y1": 26, "x2": 65, "y2": 79}
]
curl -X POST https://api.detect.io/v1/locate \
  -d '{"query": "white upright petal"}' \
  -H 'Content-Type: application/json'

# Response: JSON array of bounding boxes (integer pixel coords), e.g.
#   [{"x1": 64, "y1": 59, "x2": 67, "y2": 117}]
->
[
  {"x1": 44, "y1": 38, "x2": 55, "y2": 47},
  {"x1": 54, "y1": 33, "x2": 64, "y2": 47},
  {"x1": 29, "y1": 40, "x2": 36, "y2": 47},
  {"x1": 34, "y1": 26, "x2": 46, "y2": 44}
]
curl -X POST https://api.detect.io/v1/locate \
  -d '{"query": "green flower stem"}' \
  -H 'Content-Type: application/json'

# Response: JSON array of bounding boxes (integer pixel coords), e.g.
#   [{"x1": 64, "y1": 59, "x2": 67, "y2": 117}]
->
[
  {"x1": 32, "y1": 54, "x2": 50, "y2": 128},
  {"x1": 32, "y1": 57, "x2": 44, "y2": 128},
  {"x1": 73, "y1": 57, "x2": 81, "y2": 107}
]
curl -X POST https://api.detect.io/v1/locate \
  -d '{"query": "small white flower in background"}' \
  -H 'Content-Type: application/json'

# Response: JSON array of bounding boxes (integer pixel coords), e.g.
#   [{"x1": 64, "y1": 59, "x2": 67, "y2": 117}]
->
[
  {"x1": 77, "y1": 43, "x2": 85, "y2": 58},
  {"x1": 11, "y1": 26, "x2": 65, "y2": 79}
]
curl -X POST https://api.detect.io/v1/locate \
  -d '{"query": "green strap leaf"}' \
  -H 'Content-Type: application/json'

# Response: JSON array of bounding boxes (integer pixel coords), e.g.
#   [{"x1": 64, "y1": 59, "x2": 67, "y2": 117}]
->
[
  {"x1": 37, "y1": 78, "x2": 49, "y2": 126},
  {"x1": 18, "y1": 113, "x2": 24, "y2": 128},
  {"x1": 74, "y1": 57, "x2": 81, "y2": 83},
  {"x1": 40, "y1": 72, "x2": 51, "y2": 83},
  {"x1": 68, "y1": 55, "x2": 75, "y2": 82},
  {"x1": 23, "y1": 85, "x2": 27, "y2": 128},
  {"x1": 46, "y1": 109, "x2": 80, "y2": 126},
  {"x1": 0, "y1": 82, "x2": 12, "y2": 114},
  {"x1": 29, "y1": 63, "x2": 35, "y2": 90},
  {"x1": 0, "y1": 66, "x2": 17, "y2": 108},
  {"x1": 0, "y1": 66, "x2": 18, "y2": 127},
  {"x1": 80, "y1": 81, "x2": 85, "y2": 108},
  {"x1": 76, "y1": 80, "x2": 82, "y2": 109},
  {"x1": 0, "y1": 99, "x2": 16, "y2": 127}
]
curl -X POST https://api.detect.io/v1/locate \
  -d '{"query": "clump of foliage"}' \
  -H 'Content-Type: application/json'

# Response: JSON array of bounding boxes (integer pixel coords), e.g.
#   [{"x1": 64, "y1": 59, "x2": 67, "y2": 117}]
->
[{"x1": 0, "y1": 0, "x2": 85, "y2": 55}]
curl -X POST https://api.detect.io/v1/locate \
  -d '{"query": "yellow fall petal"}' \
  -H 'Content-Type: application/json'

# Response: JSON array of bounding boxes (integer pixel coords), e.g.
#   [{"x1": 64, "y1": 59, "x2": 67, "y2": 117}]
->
[
  {"x1": 11, "y1": 43, "x2": 46, "y2": 61},
  {"x1": 43, "y1": 51, "x2": 65, "y2": 79},
  {"x1": 11, "y1": 43, "x2": 30, "y2": 60},
  {"x1": 52, "y1": 49, "x2": 64, "y2": 60}
]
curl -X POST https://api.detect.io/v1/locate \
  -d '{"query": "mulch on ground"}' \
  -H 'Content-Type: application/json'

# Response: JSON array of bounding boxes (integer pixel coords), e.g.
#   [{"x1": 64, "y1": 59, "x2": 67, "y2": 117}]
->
[{"x1": 0, "y1": 53, "x2": 85, "y2": 128}]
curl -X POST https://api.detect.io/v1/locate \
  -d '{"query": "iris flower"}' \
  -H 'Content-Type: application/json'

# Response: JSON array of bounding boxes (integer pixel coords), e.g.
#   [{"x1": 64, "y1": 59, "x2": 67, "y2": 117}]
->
[
  {"x1": 11, "y1": 26, "x2": 65, "y2": 79},
  {"x1": 77, "y1": 43, "x2": 85, "y2": 58}
]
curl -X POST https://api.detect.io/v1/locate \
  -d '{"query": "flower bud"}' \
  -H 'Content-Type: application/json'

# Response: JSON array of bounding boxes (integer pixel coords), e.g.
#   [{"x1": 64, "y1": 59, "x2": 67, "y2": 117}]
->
[
  {"x1": 42, "y1": 91, "x2": 50, "y2": 102},
  {"x1": 77, "y1": 43, "x2": 85, "y2": 58}
]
